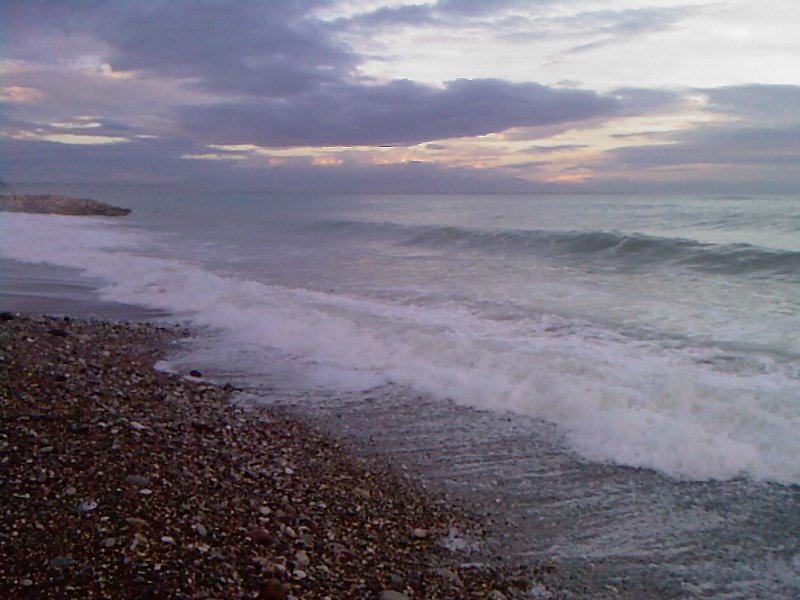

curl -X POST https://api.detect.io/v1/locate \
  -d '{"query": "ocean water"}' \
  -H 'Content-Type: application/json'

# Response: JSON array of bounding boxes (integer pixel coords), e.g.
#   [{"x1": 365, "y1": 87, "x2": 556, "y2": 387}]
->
[{"x1": 2, "y1": 189, "x2": 799, "y2": 597}]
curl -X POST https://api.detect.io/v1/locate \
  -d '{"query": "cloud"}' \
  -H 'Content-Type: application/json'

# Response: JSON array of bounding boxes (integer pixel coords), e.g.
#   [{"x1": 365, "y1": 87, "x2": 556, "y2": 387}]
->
[
  {"x1": 178, "y1": 78, "x2": 621, "y2": 147},
  {"x1": 526, "y1": 144, "x2": 589, "y2": 153},
  {"x1": 604, "y1": 84, "x2": 800, "y2": 174},
  {"x1": 702, "y1": 84, "x2": 800, "y2": 124},
  {"x1": 608, "y1": 125, "x2": 800, "y2": 168},
  {"x1": 95, "y1": 0, "x2": 355, "y2": 97},
  {"x1": 1, "y1": 135, "x2": 541, "y2": 193},
  {"x1": 553, "y1": 6, "x2": 700, "y2": 56}
]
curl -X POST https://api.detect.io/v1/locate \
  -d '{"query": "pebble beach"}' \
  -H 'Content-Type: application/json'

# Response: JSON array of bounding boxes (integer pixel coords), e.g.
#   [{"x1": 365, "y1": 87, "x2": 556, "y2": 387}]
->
[{"x1": 0, "y1": 314, "x2": 557, "y2": 599}]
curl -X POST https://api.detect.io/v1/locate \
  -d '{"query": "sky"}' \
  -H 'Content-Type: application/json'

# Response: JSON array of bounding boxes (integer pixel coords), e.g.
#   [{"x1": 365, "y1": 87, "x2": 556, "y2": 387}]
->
[{"x1": 1, "y1": 0, "x2": 799, "y2": 193}]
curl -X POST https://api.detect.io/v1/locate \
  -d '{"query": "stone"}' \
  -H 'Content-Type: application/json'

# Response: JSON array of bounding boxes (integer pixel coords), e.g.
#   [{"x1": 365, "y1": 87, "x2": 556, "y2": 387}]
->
[
  {"x1": 49, "y1": 556, "x2": 75, "y2": 570},
  {"x1": 294, "y1": 550, "x2": 310, "y2": 566},
  {"x1": 489, "y1": 591, "x2": 507, "y2": 600},
  {"x1": 125, "y1": 475, "x2": 150, "y2": 487},
  {"x1": 379, "y1": 591, "x2": 409, "y2": 600},
  {"x1": 194, "y1": 522, "x2": 208, "y2": 537},
  {"x1": 189, "y1": 370, "x2": 203, "y2": 378},
  {"x1": 48, "y1": 328, "x2": 68, "y2": 337},
  {"x1": 411, "y1": 528, "x2": 428, "y2": 539},
  {"x1": 0, "y1": 312, "x2": 15, "y2": 321},
  {"x1": 260, "y1": 577, "x2": 289, "y2": 600},
  {"x1": 249, "y1": 526, "x2": 272, "y2": 546},
  {"x1": 78, "y1": 499, "x2": 97, "y2": 512}
]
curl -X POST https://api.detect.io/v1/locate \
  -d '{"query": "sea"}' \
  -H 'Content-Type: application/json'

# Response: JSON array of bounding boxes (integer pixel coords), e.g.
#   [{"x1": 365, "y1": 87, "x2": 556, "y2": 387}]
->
[{"x1": 2, "y1": 187, "x2": 799, "y2": 598}]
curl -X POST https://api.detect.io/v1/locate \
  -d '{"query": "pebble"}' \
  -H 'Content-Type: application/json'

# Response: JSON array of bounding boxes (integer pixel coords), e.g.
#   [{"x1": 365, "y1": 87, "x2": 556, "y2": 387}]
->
[
  {"x1": 49, "y1": 556, "x2": 75, "y2": 569},
  {"x1": 294, "y1": 550, "x2": 310, "y2": 566},
  {"x1": 125, "y1": 474, "x2": 150, "y2": 487},
  {"x1": 411, "y1": 527, "x2": 428, "y2": 539},
  {"x1": 380, "y1": 591, "x2": 409, "y2": 600},
  {"x1": 248, "y1": 526, "x2": 271, "y2": 545},
  {"x1": 194, "y1": 522, "x2": 208, "y2": 537},
  {"x1": 260, "y1": 577, "x2": 289, "y2": 600},
  {"x1": 161, "y1": 536, "x2": 176, "y2": 544},
  {"x1": 78, "y1": 499, "x2": 97, "y2": 512}
]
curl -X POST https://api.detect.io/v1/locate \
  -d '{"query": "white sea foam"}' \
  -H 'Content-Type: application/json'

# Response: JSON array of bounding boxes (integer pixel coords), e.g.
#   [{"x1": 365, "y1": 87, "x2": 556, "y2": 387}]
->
[{"x1": 3, "y1": 213, "x2": 800, "y2": 483}]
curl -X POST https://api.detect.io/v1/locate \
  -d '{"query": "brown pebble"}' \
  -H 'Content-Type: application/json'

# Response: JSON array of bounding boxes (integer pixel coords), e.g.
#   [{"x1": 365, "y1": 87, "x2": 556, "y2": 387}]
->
[
  {"x1": 260, "y1": 577, "x2": 289, "y2": 600},
  {"x1": 249, "y1": 526, "x2": 272, "y2": 546}
]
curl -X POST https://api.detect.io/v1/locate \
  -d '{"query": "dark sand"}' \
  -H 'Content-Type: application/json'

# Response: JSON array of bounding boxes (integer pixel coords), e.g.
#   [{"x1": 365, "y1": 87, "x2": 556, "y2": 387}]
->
[{"x1": 0, "y1": 314, "x2": 559, "y2": 599}]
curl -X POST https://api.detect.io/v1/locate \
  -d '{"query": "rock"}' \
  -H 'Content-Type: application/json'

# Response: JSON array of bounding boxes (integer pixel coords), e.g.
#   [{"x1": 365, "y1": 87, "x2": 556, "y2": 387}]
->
[
  {"x1": 77, "y1": 499, "x2": 97, "y2": 512},
  {"x1": 0, "y1": 312, "x2": 15, "y2": 321},
  {"x1": 435, "y1": 568, "x2": 462, "y2": 586},
  {"x1": 489, "y1": 591, "x2": 507, "y2": 600},
  {"x1": 260, "y1": 577, "x2": 289, "y2": 600},
  {"x1": 249, "y1": 526, "x2": 272, "y2": 546},
  {"x1": 49, "y1": 556, "x2": 75, "y2": 570},
  {"x1": 48, "y1": 328, "x2": 68, "y2": 337},
  {"x1": 161, "y1": 536, "x2": 176, "y2": 544},
  {"x1": 294, "y1": 550, "x2": 310, "y2": 566},
  {"x1": 125, "y1": 475, "x2": 150, "y2": 487},
  {"x1": 20, "y1": 578, "x2": 33, "y2": 587},
  {"x1": 411, "y1": 528, "x2": 428, "y2": 539},
  {"x1": 125, "y1": 517, "x2": 148, "y2": 528},
  {"x1": 194, "y1": 522, "x2": 208, "y2": 537},
  {"x1": 379, "y1": 591, "x2": 409, "y2": 600},
  {"x1": 189, "y1": 369, "x2": 202, "y2": 378},
  {"x1": 0, "y1": 194, "x2": 131, "y2": 216}
]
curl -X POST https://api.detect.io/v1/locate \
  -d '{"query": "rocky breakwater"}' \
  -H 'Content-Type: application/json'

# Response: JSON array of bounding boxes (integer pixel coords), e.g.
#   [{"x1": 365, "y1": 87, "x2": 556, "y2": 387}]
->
[
  {"x1": 0, "y1": 314, "x2": 558, "y2": 599},
  {"x1": 0, "y1": 194, "x2": 130, "y2": 216}
]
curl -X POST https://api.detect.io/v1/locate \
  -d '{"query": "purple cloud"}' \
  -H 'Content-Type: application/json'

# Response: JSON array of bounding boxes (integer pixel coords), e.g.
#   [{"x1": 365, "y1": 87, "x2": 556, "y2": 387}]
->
[{"x1": 178, "y1": 78, "x2": 621, "y2": 147}]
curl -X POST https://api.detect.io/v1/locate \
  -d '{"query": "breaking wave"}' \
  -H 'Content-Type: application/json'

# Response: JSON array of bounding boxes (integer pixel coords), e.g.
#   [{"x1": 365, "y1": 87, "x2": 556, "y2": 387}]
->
[{"x1": 317, "y1": 220, "x2": 800, "y2": 278}]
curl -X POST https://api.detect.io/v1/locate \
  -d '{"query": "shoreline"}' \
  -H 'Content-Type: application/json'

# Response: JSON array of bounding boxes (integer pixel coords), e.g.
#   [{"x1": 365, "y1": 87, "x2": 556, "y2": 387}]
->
[{"x1": 0, "y1": 314, "x2": 558, "y2": 599}]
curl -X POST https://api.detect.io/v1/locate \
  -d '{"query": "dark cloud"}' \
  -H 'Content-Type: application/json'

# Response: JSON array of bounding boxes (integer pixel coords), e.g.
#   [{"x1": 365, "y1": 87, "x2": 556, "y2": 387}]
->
[
  {"x1": 702, "y1": 84, "x2": 800, "y2": 124},
  {"x1": 604, "y1": 84, "x2": 800, "y2": 173},
  {"x1": 608, "y1": 125, "x2": 800, "y2": 168},
  {"x1": 178, "y1": 78, "x2": 621, "y2": 147},
  {"x1": 94, "y1": 0, "x2": 354, "y2": 97}
]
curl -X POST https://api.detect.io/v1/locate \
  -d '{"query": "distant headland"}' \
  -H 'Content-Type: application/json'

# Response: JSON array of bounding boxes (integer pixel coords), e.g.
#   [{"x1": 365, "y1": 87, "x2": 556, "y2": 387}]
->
[{"x1": 0, "y1": 194, "x2": 131, "y2": 217}]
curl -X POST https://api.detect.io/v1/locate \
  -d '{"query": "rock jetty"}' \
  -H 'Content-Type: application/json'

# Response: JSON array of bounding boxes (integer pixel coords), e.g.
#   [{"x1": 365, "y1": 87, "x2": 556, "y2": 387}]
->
[
  {"x1": 0, "y1": 314, "x2": 556, "y2": 599},
  {"x1": 0, "y1": 194, "x2": 130, "y2": 216}
]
